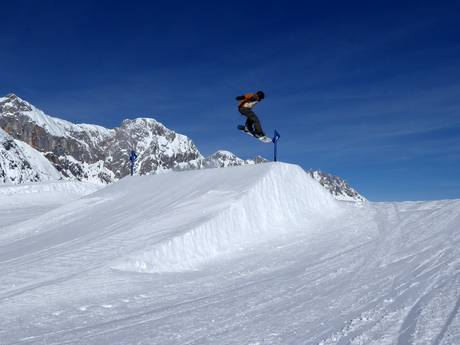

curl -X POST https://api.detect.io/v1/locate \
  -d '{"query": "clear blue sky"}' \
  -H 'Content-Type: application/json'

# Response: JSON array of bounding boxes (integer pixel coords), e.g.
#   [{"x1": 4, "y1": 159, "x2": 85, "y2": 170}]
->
[{"x1": 1, "y1": 0, "x2": 459, "y2": 201}]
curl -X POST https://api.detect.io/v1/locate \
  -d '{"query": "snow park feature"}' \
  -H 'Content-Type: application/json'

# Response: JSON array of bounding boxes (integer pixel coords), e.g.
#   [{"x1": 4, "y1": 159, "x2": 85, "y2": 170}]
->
[{"x1": 0, "y1": 163, "x2": 459, "y2": 344}]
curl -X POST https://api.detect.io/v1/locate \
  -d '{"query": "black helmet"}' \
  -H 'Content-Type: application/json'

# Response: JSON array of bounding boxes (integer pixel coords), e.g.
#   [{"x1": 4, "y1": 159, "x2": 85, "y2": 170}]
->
[{"x1": 256, "y1": 91, "x2": 265, "y2": 100}]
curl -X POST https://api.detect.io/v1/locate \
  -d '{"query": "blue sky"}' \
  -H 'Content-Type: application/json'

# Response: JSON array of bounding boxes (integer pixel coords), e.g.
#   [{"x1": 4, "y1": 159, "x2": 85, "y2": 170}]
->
[{"x1": 1, "y1": 0, "x2": 459, "y2": 201}]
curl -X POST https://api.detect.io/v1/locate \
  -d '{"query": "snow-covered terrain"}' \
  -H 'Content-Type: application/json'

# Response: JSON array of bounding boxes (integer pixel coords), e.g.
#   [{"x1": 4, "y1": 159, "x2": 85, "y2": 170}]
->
[
  {"x1": 0, "y1": 162, "x2": 458, "y2": 344},
  {"x1": 0, "y1": 181, "x2": 103, "y2": 229}
]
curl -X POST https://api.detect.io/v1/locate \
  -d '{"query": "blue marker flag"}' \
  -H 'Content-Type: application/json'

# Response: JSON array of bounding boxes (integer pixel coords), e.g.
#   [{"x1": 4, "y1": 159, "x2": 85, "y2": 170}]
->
[
  {"x1": 129, "y1": 150, "x2": 137, "y2": 176},
  {"x1": 272, "y1": 130, "x2": 280, "y2": 162},
  {"x1": 129, "y1": 150, "x2": 138, "y2": 162},
  {"x1": 272, "y1": 130, "x2": 280, "y2": 143}
]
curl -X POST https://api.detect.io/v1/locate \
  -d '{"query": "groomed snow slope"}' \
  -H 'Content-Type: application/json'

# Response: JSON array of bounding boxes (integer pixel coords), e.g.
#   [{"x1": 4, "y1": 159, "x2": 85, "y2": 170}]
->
[
  {"x1": 1, "y1": 163, "x2": 459, "y2": 345},
  {"x1": 0, "y1": 181, "x2": 103, "y2": 228}
]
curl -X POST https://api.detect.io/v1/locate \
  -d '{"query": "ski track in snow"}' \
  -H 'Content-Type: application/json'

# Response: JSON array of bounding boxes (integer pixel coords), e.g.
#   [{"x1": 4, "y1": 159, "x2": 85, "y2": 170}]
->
[{"x1": 0, "y1": 163, "x2": 459, "y2": 345}]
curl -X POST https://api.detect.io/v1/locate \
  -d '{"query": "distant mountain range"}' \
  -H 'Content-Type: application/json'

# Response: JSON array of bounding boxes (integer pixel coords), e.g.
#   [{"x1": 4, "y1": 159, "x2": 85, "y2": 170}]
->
[{"x1": 0, "y1": 93, "x2": 366, "y2": 203}]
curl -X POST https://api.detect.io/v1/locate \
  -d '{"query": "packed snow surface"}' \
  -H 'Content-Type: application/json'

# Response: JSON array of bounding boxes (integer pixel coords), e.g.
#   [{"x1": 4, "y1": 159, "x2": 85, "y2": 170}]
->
[
  {"x1": 0, "y1": 163, "x2": 459, "y2": 344},
  {"x1": 0, "y1": 181, "x2": 103, "y2": 228}
]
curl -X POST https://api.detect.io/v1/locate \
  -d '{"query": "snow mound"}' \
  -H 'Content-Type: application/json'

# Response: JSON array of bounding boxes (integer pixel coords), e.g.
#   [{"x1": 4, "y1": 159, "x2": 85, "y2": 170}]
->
[{"x1": 114, "y1": 162, "x2": 341, "y2": 272}]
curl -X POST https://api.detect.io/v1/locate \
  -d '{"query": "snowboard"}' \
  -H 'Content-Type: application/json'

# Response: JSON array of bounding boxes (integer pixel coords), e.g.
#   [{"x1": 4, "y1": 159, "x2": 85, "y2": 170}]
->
[{"x1": 237, "y1": 125, "x2": 273, "y2": 143}]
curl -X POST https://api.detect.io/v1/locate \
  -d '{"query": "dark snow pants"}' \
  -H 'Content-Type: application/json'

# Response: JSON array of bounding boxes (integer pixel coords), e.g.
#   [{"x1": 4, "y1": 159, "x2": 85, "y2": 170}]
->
[{"x1": 238, "y1": 107, "x2": 265, "y2": 136}]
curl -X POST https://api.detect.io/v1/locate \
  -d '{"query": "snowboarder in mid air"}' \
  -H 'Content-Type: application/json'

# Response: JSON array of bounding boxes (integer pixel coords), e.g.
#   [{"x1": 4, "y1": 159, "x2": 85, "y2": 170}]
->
[{"x1": 236, "y1": 91, "x2": 266, "y2": 138}]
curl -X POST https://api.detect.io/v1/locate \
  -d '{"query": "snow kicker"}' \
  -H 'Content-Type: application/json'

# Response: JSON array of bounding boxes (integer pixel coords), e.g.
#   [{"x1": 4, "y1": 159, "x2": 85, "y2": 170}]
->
[{"x1": 114, "y1": 163, "x2": 341, "y2": 272}]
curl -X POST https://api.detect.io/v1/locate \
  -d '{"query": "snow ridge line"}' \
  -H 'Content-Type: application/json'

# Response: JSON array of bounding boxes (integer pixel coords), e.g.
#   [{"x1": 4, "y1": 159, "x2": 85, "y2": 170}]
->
[{"x1": 114, "y1": 163, "x2": 340, "y2": 273}]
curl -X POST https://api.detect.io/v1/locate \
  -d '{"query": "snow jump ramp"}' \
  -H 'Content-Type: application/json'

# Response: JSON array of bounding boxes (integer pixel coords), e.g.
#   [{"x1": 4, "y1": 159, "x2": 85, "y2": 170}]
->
[
  {"x1": 114, "y1": 162, "x2": 340, "y2": 272},
  {"x1": 0, "y1": 163, "x2": 340, "y2": 280}
]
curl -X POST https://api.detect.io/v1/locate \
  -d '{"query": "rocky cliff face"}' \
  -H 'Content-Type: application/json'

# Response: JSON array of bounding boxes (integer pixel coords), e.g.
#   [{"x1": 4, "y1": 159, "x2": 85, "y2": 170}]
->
[
  {"x1": 104, "y1": 118, "x2": 202, "y2": 177},
  {"x1": 175, "y1": 150, "x2": 268, "y2": 171}
]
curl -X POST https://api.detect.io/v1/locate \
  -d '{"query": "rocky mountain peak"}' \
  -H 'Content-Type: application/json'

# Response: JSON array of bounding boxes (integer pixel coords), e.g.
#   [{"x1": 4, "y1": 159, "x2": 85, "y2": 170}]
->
[
  {"x1": 210, "y1": 150, "x2": 238, "y2": 159},
  {"x1": 120, "y1": 118, "x2": 171, "y2": 138},
  {"x1": 307, "y1": 169, "x2": 367, "y2": 203},
  {"x1": 6, "y1": 93, "x2": 19, "y2": 99},
  {"x1": 0, "y1": 93, "x2": 33, "y2": 113}
]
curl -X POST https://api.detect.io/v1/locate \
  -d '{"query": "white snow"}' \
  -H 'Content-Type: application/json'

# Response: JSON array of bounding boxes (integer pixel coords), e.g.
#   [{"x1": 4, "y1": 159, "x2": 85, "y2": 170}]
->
[
  {"x1": 20, "y1": 106, "x2": 114, "y2": 139},
  {"x1": 0, "y1": 162, "x2": 459, "y2": 345},
  {"x1": 114, "y1": 162, "x2": 339, "y2": 272},
  {"x1": 13, "y1": 139, "x2": 61, "y2": 180},
  {"x1": 0, "y1": 128, "x2": 59, "y2": 184},
  {"x1": 0, "y1": 180, "x2": 102, "y2": 207},
  {"x1": 0, "y1": 181, "x2": 103, "y2": 228}
]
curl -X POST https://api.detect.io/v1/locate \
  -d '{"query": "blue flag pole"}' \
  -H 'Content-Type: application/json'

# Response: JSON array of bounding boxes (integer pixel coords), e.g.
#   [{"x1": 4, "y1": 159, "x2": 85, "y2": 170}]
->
[
  {"x1": 272, "y1": 130, "x2": 280, "y2": 162},
  {"x1": 129, "y1": 150, "x2": 138, "y2": 176}
]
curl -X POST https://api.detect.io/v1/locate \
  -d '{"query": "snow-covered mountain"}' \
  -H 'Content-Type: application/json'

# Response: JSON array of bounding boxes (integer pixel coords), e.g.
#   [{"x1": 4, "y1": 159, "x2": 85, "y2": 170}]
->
[
  {"x1": 0, "y1": 93, "x2": 366, "y2": 202},
  {"x1": 0, "y1": 94, "x2": 201, "y2": 181},
  {"x1": 0, "y1": 94, "x2": 112, "y2": 161},
  {"x1": 175, "y1": 150, "x2": 267, "y2": 171},
  {"x1": 307, "y1": 169, "x2": 367, "y2": 203},
  {"x1": 0, "y1": 128, "x2": 60, "y2": 184}
]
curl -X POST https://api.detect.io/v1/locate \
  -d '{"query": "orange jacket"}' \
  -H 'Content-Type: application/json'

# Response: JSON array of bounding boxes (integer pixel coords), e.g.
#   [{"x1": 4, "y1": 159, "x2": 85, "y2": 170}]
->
[{"x1": 236, "y1": 93, "x2": 260, "y2": 109}]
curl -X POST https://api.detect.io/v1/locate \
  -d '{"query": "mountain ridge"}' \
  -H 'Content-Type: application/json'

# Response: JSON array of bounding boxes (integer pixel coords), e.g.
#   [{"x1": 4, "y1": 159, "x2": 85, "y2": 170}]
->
[{"x1": 0, "y1": 93, "x2": 366, "y2": 202}]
